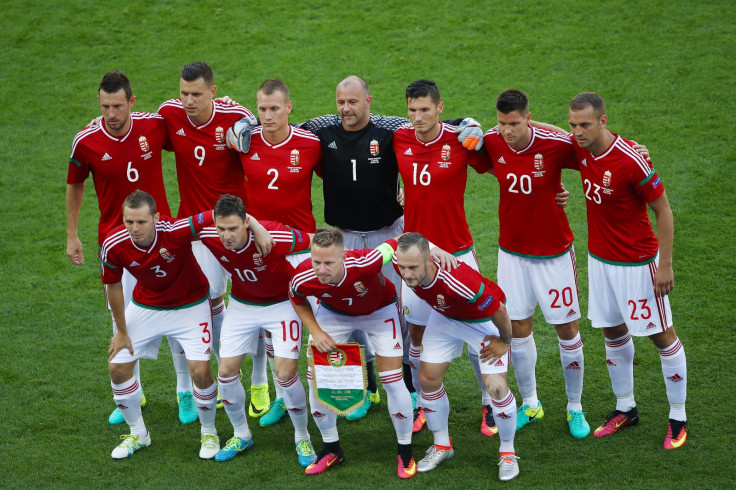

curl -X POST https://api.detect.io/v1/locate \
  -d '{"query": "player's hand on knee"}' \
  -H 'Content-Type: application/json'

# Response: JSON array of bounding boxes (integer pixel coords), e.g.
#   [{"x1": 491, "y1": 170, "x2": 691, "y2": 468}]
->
[
  {"x1": 455, "y1": 118, "x2": 484, "y2": 151},
  {"x1": 479, "y1": 335, "x2": 509, "y2": 363},
  {"x1": 109, "y1": 332, "x2": 134, "y2": 361}
]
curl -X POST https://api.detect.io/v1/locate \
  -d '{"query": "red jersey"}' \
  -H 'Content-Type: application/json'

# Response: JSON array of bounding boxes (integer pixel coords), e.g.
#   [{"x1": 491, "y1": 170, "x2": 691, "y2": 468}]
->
[
  {"x1": 572, "y1": 133, "x2": 664, "y2": 265},
  {"x1": 200, "y1": 221, "x2": 310, "y2": 304},
  {"x1": 290, "y1": 246, "x2": 397, "y2": 316},
  {"x1": 157, "y1": 99, "x2": 255, "y2": 217},
  {"x1": 484, "y1": 126, "x2": 576, "y2": 258},
  {"x1": 68, "y1": 113, "x2": 172, "y2": 246},
  {"x1": 393, "y1": 122, "x2": 492, "y2": 254},
  {"x1": 239, "y1": 126, "x2": 322, "y2": 233},
  {"x1": 392, "y1": 255, "x2": 505, "y2": 322},
  {"x1": 100, "y1": 213, "x2": 213, "y2": 309}
]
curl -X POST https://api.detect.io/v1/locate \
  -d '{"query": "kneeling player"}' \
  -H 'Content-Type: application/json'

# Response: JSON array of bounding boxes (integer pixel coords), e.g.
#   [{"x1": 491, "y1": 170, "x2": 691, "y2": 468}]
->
[
  {"x1": 394, "y1": 233, "x2": 520, "y2": 482},
  {"x1": 102, "y1": 190, "x2": 220, "y2": 460}
]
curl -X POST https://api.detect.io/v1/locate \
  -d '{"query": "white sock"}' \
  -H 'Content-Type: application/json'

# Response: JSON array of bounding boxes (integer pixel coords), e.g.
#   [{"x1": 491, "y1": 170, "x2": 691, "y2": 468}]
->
[
  {"x1": 658, "y1": 338, "x2": 687, "y2": 421},
  {"x1": 491, "y1": 390, "x2": 517, "y2": 454},
  {"x1": 211, "y1": 302, "x2": 225, "y2": 365},
  {"x1": 251, "y1": 330, "x2": 268, "y2": 387},
  {"x1": 193, "y1": 381, "x2": 218, "y2": 435},
  {"x1": 278, "y1": 371, "x2": 310, "y2": 442},
  {"x1": 420, "y1": 385, "x2": 451, "y2": 447},
  {"x1": 380, "y1": 369, "x2": 413, "y2": 445},
  {"x1": 409, "y1": 344, "x2": 422, "y2": 399},
  {"x1": 511, "y1": 333, "x2": 538, "y2": 408},
  {"x1": 111, "y1": 377, "x2": 146, "y2": 437},
  {"x1": 605, "y1": 334, "x2": 636, "y2": 412},
  {"x1": 307, "y1": 369, "x2": 338, "y2": 443},
  {"x1": 559, "y1": 333, "x2": 584, "y2": 411},
  {"x1": 264, "y1": 335, "x2": 283, "y2": 399},
  {"x1": 169, "y1": 337, "x2": 192, "y2": 394},
  {"x1": 218, "y1": 372, "x2": 251, "y2": 439}
]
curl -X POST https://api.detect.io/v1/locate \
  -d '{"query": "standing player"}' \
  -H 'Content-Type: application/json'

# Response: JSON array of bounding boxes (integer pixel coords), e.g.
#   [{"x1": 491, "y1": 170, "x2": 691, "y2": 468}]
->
[
  {"x1": 393, "y1": 79, "x2": 496, "y2": 434},
  {"x1": 289, "y1": 228, "x2": 417, "y2": 479},
  {"x1": 66, "y1": 70, "x2": 177, "y2": 425},
  {"x1": 483, "y1": 89, "x2": 589, "y2": 438},
  {"x1": 568, "y1": 92, "x2": 687, "y2": 449},
  {"x1": 158, "y1": 61, "x2": 271, "y2": 418},
  {"x1": 199, "y1": 194, "x2": 317, "y2": 466},
  {"x1": 102, "y1": 190, "x2": 220, "y2": 460},
  {"x1": 393, "y1": 233, "x2": 520, "y2": 482}
]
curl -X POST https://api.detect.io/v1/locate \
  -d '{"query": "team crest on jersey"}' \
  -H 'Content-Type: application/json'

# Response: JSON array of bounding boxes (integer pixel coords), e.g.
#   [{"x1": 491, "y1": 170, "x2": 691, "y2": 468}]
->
[
  {"x1": 353, "y1": 281, "x2": 368, "y2": 296},
  {"x1": 435, "y1": 294, "x2": 447, "y2": 310},
  {"x1": 534, "y1": 153, "x2": 544, "y2": 170},
  {"x1": 441, "y1": 144, "x2": 451, "y2": 161},
  {"x1": 253, "y1": 253, "x2": 263, "y2": 266},
  {"x1": 159, "y1": 248, "x2": 175, "y2": 263},
  {"x1": 215, "y1": 126, "x2": 225, "y2": 143},
  {"x1": 603, "y1": 170, "x2": 612, "y2": 187},
  {"x1": 370, "y1": 139, "x2": 380, "y2": 156},
  {"x1": 290, "y1": 149, "x2": 300, "y2": 166},
  {"x1": 139, "y1": 136, "x2": 150, "y2": 152}
]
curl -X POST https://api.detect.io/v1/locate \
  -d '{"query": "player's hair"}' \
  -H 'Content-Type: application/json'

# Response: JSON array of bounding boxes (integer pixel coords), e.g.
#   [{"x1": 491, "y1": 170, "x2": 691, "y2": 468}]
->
[
  {"x1": 406, "y1": 79, "x2": 441, "y2": 105},
  {"x1": 214, "y1": 194, "x2": 246, "y2": 221},
  {"x1": 258, "y1": 78, "x2": 290, "y2": 101},
  {"x1": 181, "y1": 61, "x2": 214, "y2": 86},
  {"x1": 123, "y1": 189, "x2": 157, "y2": 215},
  {"x1": 496, "y1": 89, "x2": 529, "y2": 116},
  {"x1": 397, "y1": 232, "x2": 430, "y2": 258},
  {"x1": 98, "y1": 70, "x2": 132, "y2": 100},
  {"x1": 312, "y1": 227, "x2": 344, "y2": 249},
  {"x1": 570, "y1": 92, "x2": 605, "y2": 117},
  {"x1": 338, "y1": 75, "x2": 370, "y2": 96}
]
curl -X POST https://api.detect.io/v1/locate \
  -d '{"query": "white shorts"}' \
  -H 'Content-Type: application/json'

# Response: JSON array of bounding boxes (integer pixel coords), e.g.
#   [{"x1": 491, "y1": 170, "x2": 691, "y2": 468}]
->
[
  {"x1": 110, "y1": 299, "x2": 213, "y2": 363},
  {"x1": 220, "y1": 298, "x2": 302, "y2": 359},
  {"x1": 308, "y1": 303, "x2": 403, "y2": 358},
  {"x1": 192, "y1": 240, "x2": 229, "y2": 299},
  {"x1": 587, "y1": 253, "x2": 672, "y2": 336},
  {"x1": 342, "y1": 215, "x2": 405, "y2": 293},
  {"x1": 402, "y1": 248, "x2": 480, "y2": 326},
  {"x1": 497, "y1": 247, "x2": 581, "y2": 324},
  {"x1": 421, "y1": 310, "x2": 509, "y2": 375}
]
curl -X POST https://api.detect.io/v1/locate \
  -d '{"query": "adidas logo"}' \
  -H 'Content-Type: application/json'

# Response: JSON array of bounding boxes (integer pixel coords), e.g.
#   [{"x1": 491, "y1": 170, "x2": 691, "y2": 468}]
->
[
  {"x1": 423, "y1": 407, "x2": 436, "y2": 413},
  {"x1": 328, "y1": 141, "x2": 337, "y2": 149},
  {"x1": 129, "y1": 261, "x2": 140, "y2": 267},
  {"x1": 204, "y1": 347, "x2": 211, "y2": 354},
  {"x1": 494, "y1": 359, "x2": 504, "y2": 367},
  {"x1": 393, "y1": 342, "x2": 401, "y2": 350},
  {"x1": 667, "y1": 373, "x2": 684, "y2": 382},
  {"x1": 176, "y1": 128, "x2": 186, "y2": 136},
  {"x1": 392, "y1": 412, "x2": 408, "y2": 419},
  {"x1": 497, "y1": 156, "x2": 506, "y2": 164},
  {"x1": 404, "y1": 148, "x2": 413, "y2": 155},
  {"x1": 497, "y1": 411, "x2": 511, "y2": 419},
  {"x1": 321, "y1": 293, "x2": 332, "y2": 298},
  {"x1": 250, "y1": 153, "x2": 260, "y2": 160},
  {"x1": 101, "y1": 153, "x2": 112, "y2": 161},
  {"x1": 566, "y1": 308, "x2": 577, "y2": 317},
  {"x1": 288, "y1": 407, "x2": 304, "y2": 413},
  {"x1": 312, "y1": 411, "x2": 325, "y2": 418},
  {"x1": 200, "y1": 406, "x2": 212, "y2": 411},
  {"x1": 116, "y1": 404, "x2": 128, "y2": 409},
  {"x1": 291, "y1": 346, "x2": 299, "y2": 352},
  {"x1": 606, "y1": 359, "x2": 617, "y2": 367},
  {"x1": 566, "y1": 361, "x2": 581, "y2": 370},
  {"x1": 222, "y1": 399, "x2": 232, "y2": 405},
  {"x1": 220, "y1": 256, "x2": 229, "y2": 262},
  {"x1": 646, "y1": 322, "x2": 657, "y2": 329},
  {"x1": 581, "y1": 158, "x2": 587, "y2": 167}
]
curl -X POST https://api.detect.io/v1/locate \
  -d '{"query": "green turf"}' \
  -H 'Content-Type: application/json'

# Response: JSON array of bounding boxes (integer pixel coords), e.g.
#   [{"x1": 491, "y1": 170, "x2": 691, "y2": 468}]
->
[{"x1": 1, "y1": 0, "x2": 734, "y2": 487}]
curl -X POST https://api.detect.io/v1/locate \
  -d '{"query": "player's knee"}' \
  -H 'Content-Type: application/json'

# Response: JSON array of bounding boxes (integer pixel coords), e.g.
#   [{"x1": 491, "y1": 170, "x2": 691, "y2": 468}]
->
[
  {"x1": 485, "y1": 374, "x2": 508, "y2": 400},
  {"x1": 555, "y1": 320, "x2": 579, "y2": 340},
  {"x1": 109, "y1": 363, "x2": 134, "y2": 385},
  {"x1": 274, "y1": 361, "x2": 298, "y2": 381},
  {"x1": 189, "y1": 362, "x2": 214, "y2": 388}
]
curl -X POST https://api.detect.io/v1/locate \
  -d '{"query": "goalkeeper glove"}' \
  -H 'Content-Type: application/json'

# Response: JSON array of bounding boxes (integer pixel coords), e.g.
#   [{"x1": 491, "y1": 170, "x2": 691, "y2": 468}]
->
[{"x1": 454, "y1": 118, "x2": 484, "y2": 151}]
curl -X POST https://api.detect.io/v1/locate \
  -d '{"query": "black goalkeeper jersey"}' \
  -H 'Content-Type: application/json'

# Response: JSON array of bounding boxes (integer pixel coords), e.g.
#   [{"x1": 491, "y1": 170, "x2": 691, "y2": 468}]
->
[{"x1": 300, "y1": 114, "x2": 406, "y2": 231}]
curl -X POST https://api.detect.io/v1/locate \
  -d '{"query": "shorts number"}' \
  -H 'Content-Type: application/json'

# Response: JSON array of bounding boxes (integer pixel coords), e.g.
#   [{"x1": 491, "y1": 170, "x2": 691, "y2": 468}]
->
[
  {"x1": 267, "y1": 168, "x2": 279, "y2": 189},
  {"x1": 549, "y1": 287, "x2": 574, "y2": 308},
  {"x1": 150, "y1": 265, "x2": 167, "y2": 277},
  {"x1": 412, "y1": 163, "x2": 431, "y2": 186},
  {"x1": 201, "y1": 322, "x2": 211, "y2": 343},
  {"x1": 384, "y1": 318, "x2": 397, "y2": 339},
  {"x1": 281, "y1": 320, "x2": 300, "y2": 341},
  {"x1": 628, "y1": 299, "x2": 652, "y2": 320},
  {"x1": 234, "y1": 268, "x2": 257, "y2": 282},
  {"x1": 126, "y1": 161, "x2": 139, "y2": 182},
  {"x1": 583, "y1": 179, "x2": 602, "y2": 204},
  {"x1": 507, "y1": 173, "x2": 532, "y2": 194},
  {"x1": 194, "y1": 146, "x2": 206, "y2": 166}
]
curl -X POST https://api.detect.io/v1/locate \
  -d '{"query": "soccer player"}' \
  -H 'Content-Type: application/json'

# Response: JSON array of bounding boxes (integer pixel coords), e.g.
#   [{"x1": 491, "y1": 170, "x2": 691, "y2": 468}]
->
[
  {"x1": 392, "y1": 79, "x2": 496, "y2": 435},
  {"x1": 568, "y1": 92, "x2": 687, "y2": 449},
  {"x1": 289, "y1": 228, "x2": 418, "y2": 479},
  {"x1": 198, "y1": 194, "x2": 317, "y2": 466},
  {"x1": 66, "y1": 70, "x2": 179, "y2": 425},
  {"x1": 101, "y1": 190, "x2": 220, "y2": 460},
  {"x1": 483, "y1": 89, "x2": 589, "y2": 438},
  {"x1": 158, "y1": 61, "x2": 271, "y2": 419},
  {"x1": 393, "y1": 233, "x2": 519, "y2": 482}
]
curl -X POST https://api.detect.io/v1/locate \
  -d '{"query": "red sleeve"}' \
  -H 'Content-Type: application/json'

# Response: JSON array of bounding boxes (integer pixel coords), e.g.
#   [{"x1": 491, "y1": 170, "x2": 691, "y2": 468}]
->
[{"x1": 469, "y1": 147, "x2": 493, "y2": 174}]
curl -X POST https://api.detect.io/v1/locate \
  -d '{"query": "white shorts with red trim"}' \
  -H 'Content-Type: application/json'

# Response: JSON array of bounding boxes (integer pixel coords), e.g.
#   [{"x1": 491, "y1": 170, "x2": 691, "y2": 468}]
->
[
  {"x1": 587, "y1": 253, "x2": 673, "y2": 336},
  {"x1": 497, "y1": 247, "x2": 581, "y2": 324},
  {"x1": 421, "y1": 310, "x2": 509, "y2": 375},
  {"x1": 402, "y1": 249, "x2": 480, "y2": 326},
  {"x1": 220, "y1": 299, "x2": 302, "y2": 359},
  {"x1": 110, "y1": 299, "x2": 213, "y2": 363}
]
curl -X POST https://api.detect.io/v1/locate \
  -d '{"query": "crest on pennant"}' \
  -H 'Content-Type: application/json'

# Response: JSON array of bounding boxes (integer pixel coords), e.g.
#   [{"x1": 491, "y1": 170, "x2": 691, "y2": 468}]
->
[{"x1": 139, "y1": 136, "x2": 150, "y2": 152}]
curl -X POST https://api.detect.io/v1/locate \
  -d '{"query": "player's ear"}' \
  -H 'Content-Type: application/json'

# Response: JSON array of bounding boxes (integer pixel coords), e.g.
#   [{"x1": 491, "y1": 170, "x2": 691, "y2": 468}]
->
[
  {"x1": 525, "y1": 112, "x2": 532, "y2": 123},
  {"x1": 366, "y1": 95, "x2": 373, "y2": 105},
  {"x1": 210, "y1": 84, "x2": 217, "y2": 98},
  {"x1": 437, "y1": 101, "x2": 444, "y2": 115},
  {"x1": 129, "y1": 95, "x2": 136, "y2": 108},
  {"x1": 287, "y1": 101, "x2": 293, "y2": 114},
  {"x1": 600, "y1": 114, "x2": 608, "y2": 128},
  {"x1": 153, "y1": 212, "x2": 160, "y2": 222}
]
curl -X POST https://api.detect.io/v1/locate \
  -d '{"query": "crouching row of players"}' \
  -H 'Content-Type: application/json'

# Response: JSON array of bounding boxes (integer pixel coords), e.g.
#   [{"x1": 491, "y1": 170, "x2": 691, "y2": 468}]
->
[{"x1": 103, "y1": 190, "x2": 520, "y2": 481}]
